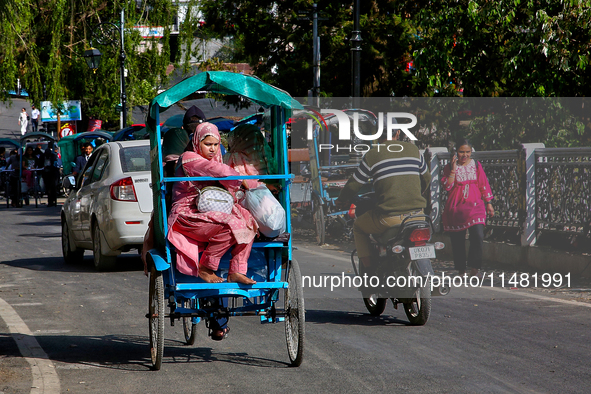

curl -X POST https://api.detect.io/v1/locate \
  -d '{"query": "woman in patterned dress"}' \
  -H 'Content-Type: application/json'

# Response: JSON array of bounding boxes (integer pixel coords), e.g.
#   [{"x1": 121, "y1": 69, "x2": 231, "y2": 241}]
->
[
  {"x1": 167, "y1": 122, "x2": 258, "y2": 285},
  {"x1": 441, "y1": 139, "x2": 495, "y2": 277}
]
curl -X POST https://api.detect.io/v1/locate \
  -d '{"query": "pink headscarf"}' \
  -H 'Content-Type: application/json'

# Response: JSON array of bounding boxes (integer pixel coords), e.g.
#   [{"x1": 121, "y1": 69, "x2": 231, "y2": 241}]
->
[{"x1": 193, "y1": 122, "x2": 222, "y2": 163}]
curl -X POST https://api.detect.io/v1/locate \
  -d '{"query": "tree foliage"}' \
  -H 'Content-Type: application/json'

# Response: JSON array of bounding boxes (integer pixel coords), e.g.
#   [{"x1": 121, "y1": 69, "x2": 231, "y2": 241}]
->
[
  {"x1": 0, "y1": 0, "x2": 202, "y2": 127},
  {"x1": 199, "y1": 0, "x2": 416, "y2": 97}
]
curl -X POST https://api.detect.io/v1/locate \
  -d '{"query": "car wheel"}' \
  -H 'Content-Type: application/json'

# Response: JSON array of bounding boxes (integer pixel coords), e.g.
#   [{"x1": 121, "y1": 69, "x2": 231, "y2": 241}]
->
[
  {"x1": 62, "y1": 219, "x2": 84, "y2": 264},
  {"x1": 92, "y1": 221, "x2": 117, "y2": 271}
]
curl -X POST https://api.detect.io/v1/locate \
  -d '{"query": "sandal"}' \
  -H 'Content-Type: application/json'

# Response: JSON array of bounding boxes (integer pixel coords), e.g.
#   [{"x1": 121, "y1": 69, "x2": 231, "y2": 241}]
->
[{"x1": 211, "y1": 326, "x2": 230, "y2": 341}]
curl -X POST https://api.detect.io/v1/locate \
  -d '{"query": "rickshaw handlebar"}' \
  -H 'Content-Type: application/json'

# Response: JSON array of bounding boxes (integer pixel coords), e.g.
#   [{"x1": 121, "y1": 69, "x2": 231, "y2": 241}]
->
[{"x1": 163, "y1": 174, "x2": 294, "y2": 183}]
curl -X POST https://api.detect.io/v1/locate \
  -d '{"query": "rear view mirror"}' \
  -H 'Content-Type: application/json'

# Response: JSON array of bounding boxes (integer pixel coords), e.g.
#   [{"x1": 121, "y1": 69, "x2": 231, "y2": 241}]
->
[{"x1": 62, "y1": 175, "x2": 76, "y2": 196}]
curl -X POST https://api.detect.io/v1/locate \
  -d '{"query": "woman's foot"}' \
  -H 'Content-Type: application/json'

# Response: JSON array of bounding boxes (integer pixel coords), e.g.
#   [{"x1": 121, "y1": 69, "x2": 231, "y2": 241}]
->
[
  {"x1": 469, "y1": 268, "x2": 482, "y2": 278},
  {"x1": 198, "y1": 267, "x2": 223, "y2": 283},
  {"x1": 227, "y1": 273, "x2": 256, "y2": 285},
  {"x1": 211, "y1": 326, "x2": 230, "y2": 341}
]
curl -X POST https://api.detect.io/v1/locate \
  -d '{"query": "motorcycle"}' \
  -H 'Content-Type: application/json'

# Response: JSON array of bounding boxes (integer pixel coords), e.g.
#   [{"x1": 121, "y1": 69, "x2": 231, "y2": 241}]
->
[{"x1": 349, "y1": 193, "x2": 449, "y2": 325}]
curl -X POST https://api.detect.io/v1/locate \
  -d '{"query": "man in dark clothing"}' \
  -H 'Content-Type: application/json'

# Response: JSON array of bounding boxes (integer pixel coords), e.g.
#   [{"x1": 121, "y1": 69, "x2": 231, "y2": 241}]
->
[
  {"x1": 72, "y1": 143, "x2": 93, "y2": 176},
  {"x1": 43, "y1": 142, "x2": 60, "y2": 207},
  {"x1": 336, "y1": 129, "x2": 431, "y2": 272}
]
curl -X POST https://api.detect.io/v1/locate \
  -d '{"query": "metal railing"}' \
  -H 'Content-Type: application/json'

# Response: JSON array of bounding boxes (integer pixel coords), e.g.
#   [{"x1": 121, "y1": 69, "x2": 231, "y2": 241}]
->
[{"x1": 427, "y1": 144, "x2": 591, "y2": 248}]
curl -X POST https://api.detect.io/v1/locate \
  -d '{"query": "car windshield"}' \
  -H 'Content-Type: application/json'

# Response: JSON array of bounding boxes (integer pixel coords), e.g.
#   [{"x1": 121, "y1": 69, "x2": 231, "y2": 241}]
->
[{"x1": 119, "y1": 145, "x2": 150, "y2": 173}]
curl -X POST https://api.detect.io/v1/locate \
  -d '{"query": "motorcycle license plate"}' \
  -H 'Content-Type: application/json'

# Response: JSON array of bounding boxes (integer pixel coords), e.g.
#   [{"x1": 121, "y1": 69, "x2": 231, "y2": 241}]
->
[{"x1": 409, "y1": 245, "x2": 436, "y2": 260}]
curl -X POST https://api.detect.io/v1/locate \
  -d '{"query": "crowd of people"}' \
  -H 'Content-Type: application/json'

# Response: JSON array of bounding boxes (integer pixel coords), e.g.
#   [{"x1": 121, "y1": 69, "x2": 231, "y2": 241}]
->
[{"x1": 0, "y1": 141, "x2": 62, "y2": 207}]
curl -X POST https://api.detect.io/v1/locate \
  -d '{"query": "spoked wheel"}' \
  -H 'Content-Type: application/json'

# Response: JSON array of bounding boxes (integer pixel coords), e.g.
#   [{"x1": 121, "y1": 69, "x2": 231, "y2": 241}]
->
[
  {"x1": 285, "y1": 259, "x2": 305, "y2": 367},
  {"x1": 182, "y1": 299, "x2": 197, "y2": 346},
  {"x1": 313, "y1": 197, "x2": 325, "y2": 245},
  {"x1": 402, "y1": 270, "x2": 432, "y2": 326},
  {"x1": 149, "y1": 268, "x2": 165, "y2": 370},
  {"x1": 363, "y1": 295, "x2": 387, "y2": 316}
]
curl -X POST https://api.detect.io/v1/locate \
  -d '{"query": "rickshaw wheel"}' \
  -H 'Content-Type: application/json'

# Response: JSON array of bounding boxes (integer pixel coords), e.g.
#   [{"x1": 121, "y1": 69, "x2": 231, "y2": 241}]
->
[
  {"x1": 149, "y1": 268, "x2": 165, "y2": 370},
  {"x1": 313, "y1": 198, "x2": 325, "y2": 245},
  {"x1": 182, "y1": 299, "x2": 197, "y2": 345},
  {"x1": 285, "y1": 259, "x2": 305, "y2": 367}
]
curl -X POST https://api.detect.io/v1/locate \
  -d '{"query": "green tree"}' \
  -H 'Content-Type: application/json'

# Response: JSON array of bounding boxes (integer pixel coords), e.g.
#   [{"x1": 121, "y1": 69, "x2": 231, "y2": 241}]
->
[
  {"x1": 407, "y1": 0, "x2": 591, "y2": 97},
  {"x1": 0, "y1": 0, "x2": 203, "y2": 127},
  {"x1": 199, "y1": 0, "x2": 417, "y2": 97}
]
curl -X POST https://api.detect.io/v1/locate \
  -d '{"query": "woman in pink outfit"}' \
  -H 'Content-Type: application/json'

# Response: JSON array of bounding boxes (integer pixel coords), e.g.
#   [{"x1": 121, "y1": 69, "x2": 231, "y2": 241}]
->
[
  {"x1": 441, "y1": 139, "x2": 495, "y2": 277},
  {"x1": 167, "y1": 122, "x2": 258, "y2": 285}
]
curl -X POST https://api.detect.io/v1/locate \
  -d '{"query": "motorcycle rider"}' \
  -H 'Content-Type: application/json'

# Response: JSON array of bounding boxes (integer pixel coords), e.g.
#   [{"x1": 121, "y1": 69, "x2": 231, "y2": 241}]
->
[{"x1": 335, "y1": 127, "x2": 431, "y2": 275}]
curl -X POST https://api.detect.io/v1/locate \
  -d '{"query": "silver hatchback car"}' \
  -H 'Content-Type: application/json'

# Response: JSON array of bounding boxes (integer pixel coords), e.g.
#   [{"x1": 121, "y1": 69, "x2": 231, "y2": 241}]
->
[{"x1": 61, "y1": 140, "x2": 153, "y2": 270}]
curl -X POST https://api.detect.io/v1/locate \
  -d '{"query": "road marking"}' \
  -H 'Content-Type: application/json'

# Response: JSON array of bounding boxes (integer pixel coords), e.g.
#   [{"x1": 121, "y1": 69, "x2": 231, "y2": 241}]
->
[
  {"x1": 11, "y1": 302, "x2": 44, "y2": 306},
  {"x1": 0, "y1": 283, "x2": 17, "y2": 288},
  {"x1": 295, "y1": 247, "x2": 591, "y2": 308},
  {"x1": 0, "y1": 297, "x2": 60, "y2": 393}
]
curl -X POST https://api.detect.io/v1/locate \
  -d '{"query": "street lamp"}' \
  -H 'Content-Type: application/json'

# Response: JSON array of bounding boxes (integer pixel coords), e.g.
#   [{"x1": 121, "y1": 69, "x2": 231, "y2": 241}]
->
[
  {"x1": 351, "y1": 0, "x2": 362, "y2": 105},
  {"x1": 83, "y1": 48, "x2": 101, "y2": 72},
  {"x1": 86, "y1": 8, "x2": 127, "y2": 128}
]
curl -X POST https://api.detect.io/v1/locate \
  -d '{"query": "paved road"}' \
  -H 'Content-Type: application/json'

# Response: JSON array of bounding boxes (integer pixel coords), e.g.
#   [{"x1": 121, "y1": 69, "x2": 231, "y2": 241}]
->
[{"x1": 1, "y1": 204, "x2": 591, "y2": 393}]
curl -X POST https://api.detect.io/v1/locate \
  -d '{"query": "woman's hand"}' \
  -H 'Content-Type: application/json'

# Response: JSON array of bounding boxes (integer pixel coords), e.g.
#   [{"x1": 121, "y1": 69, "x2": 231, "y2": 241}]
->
[
  {"x1": 451, "y1": 154, "x2": 458, "y2": 172},
  {"x1": 241, "y1": 179, "x2": 251, "y2": 190},
  {"x1": 486, "y1": 202, "x2": 495, "y2": 217}
]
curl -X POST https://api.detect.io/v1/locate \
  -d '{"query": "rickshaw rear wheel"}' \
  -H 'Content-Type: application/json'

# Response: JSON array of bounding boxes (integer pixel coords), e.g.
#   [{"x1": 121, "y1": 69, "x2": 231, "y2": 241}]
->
[
  {"x1": 313, "y1": 197, "x2": 325, "y2": 245},
  {"x1": 62, "y1": 219, "x2": 84, "y2": 264},
  {"x1": 182, "y1": 299, "x2": 197, "y2": 345},
  {"x1": 285, "y1": 259, "x2": 305, "y2": 367},
  {"x1": 149, "y1": 268, "x2": 165, "y2": 370}
]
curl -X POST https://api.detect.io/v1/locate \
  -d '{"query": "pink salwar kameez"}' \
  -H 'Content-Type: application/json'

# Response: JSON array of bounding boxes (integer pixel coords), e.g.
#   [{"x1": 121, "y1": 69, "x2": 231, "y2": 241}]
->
[
  {"x1": 166, "y1": 124, "x2": 257, "y2": 277},
  {"x1": 441, "y1": 159, "x2": 494, "y2": 232}
]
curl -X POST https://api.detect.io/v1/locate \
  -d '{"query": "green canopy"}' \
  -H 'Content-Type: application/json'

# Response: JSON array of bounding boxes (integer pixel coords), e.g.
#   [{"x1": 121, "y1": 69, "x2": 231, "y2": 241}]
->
[{"x1": 147, "y1": 71, "x2": 303, "y2": 131}]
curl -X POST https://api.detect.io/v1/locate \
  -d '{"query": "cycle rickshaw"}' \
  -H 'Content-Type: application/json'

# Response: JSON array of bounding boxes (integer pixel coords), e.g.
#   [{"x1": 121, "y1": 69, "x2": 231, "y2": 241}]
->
[
  {"x1": 306, "y1": 109, "x2": 377, "y2": 244},
  {"x1": 144, "y1": 71, "x2": 305, "y2": 370},
  {"x1": 18, "y1": 132, "x2": 57, "y2": 207}
]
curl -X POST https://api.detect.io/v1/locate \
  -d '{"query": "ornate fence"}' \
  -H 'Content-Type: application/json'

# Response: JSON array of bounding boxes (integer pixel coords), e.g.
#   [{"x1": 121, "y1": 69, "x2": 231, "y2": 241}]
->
[{"x1": 427, "y1": 145, "x2": 591, "y2": 249}]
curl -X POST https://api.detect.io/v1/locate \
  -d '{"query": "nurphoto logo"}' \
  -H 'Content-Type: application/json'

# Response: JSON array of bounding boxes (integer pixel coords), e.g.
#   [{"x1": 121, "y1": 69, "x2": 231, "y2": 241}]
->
[{"x1": 305, "y1": 109, "x2": 418, "y2": 153}]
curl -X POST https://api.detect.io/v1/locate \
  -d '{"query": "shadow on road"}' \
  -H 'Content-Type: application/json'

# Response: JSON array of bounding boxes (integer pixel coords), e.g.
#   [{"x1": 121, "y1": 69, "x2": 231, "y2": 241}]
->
[
  {"x1": 305, "y1": 308, "x2": 413, "y2": 327},
  {"x1": 0, "y1": 333, "x2": 290, "y2": 372},
  {"x1": 1, "y1": 254, "x2": 143, "y2": 273}
]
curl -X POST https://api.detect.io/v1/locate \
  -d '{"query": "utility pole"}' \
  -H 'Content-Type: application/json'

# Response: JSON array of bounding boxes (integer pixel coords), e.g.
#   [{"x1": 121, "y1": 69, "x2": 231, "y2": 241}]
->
[
  {"x1": 312, "y1": 3, "x2": 320, "y2": 107},
  {"x1": 119, "y1": 8, "x2": 127, "y2": 129},
  {"x1": 351, "y1": 0, "x2": 362, "y2": 106},
  {"x1": 298, "y1": 4, "x2": 327, "y2": 107}
]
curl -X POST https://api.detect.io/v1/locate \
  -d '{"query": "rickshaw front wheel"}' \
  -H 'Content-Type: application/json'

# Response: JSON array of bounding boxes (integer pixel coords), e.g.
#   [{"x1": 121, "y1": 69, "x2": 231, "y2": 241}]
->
[
  {"x1": 285, "y1": 259, "x2": 305, "y2": 367},
  {"x1": 149, "y1": 268, "x2": 165, "y2": 370},
  {"x1": 182, "y1": 299, "x2": 197, "y2": 345},
  {"x1": 313, "y1": 197, "x2": 325, "y2": 245}
]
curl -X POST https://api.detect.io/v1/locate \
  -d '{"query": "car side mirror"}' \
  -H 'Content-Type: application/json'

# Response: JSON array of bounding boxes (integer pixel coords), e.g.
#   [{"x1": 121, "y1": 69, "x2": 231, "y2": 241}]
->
[{"x1": 62, "y1": 175, "x2": 76, "y2": 196}]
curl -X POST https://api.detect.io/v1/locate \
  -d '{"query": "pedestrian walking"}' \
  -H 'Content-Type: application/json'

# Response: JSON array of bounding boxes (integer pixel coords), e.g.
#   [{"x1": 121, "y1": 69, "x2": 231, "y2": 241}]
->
[
  {"x1": 441, "y1": 139, "x2": 495, "y2": 278},
  {"x1": 18, "y1": 108, "x2": 29, "y2": 135},
  {"x1": 31, "y1": 105, "x2": 40, "y2": 133}
]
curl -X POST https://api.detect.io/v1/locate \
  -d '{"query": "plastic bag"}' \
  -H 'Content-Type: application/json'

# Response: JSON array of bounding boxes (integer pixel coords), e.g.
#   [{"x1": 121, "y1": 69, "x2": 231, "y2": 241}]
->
[{"x1": 241, "y1": 185, "x2": 286, "y2": 237}]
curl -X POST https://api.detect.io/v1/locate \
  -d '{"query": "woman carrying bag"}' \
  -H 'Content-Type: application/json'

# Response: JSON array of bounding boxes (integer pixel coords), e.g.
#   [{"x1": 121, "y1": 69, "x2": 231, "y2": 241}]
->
[{"x1": 166, "y1": 122, "x2": 258, "y2": 285}]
